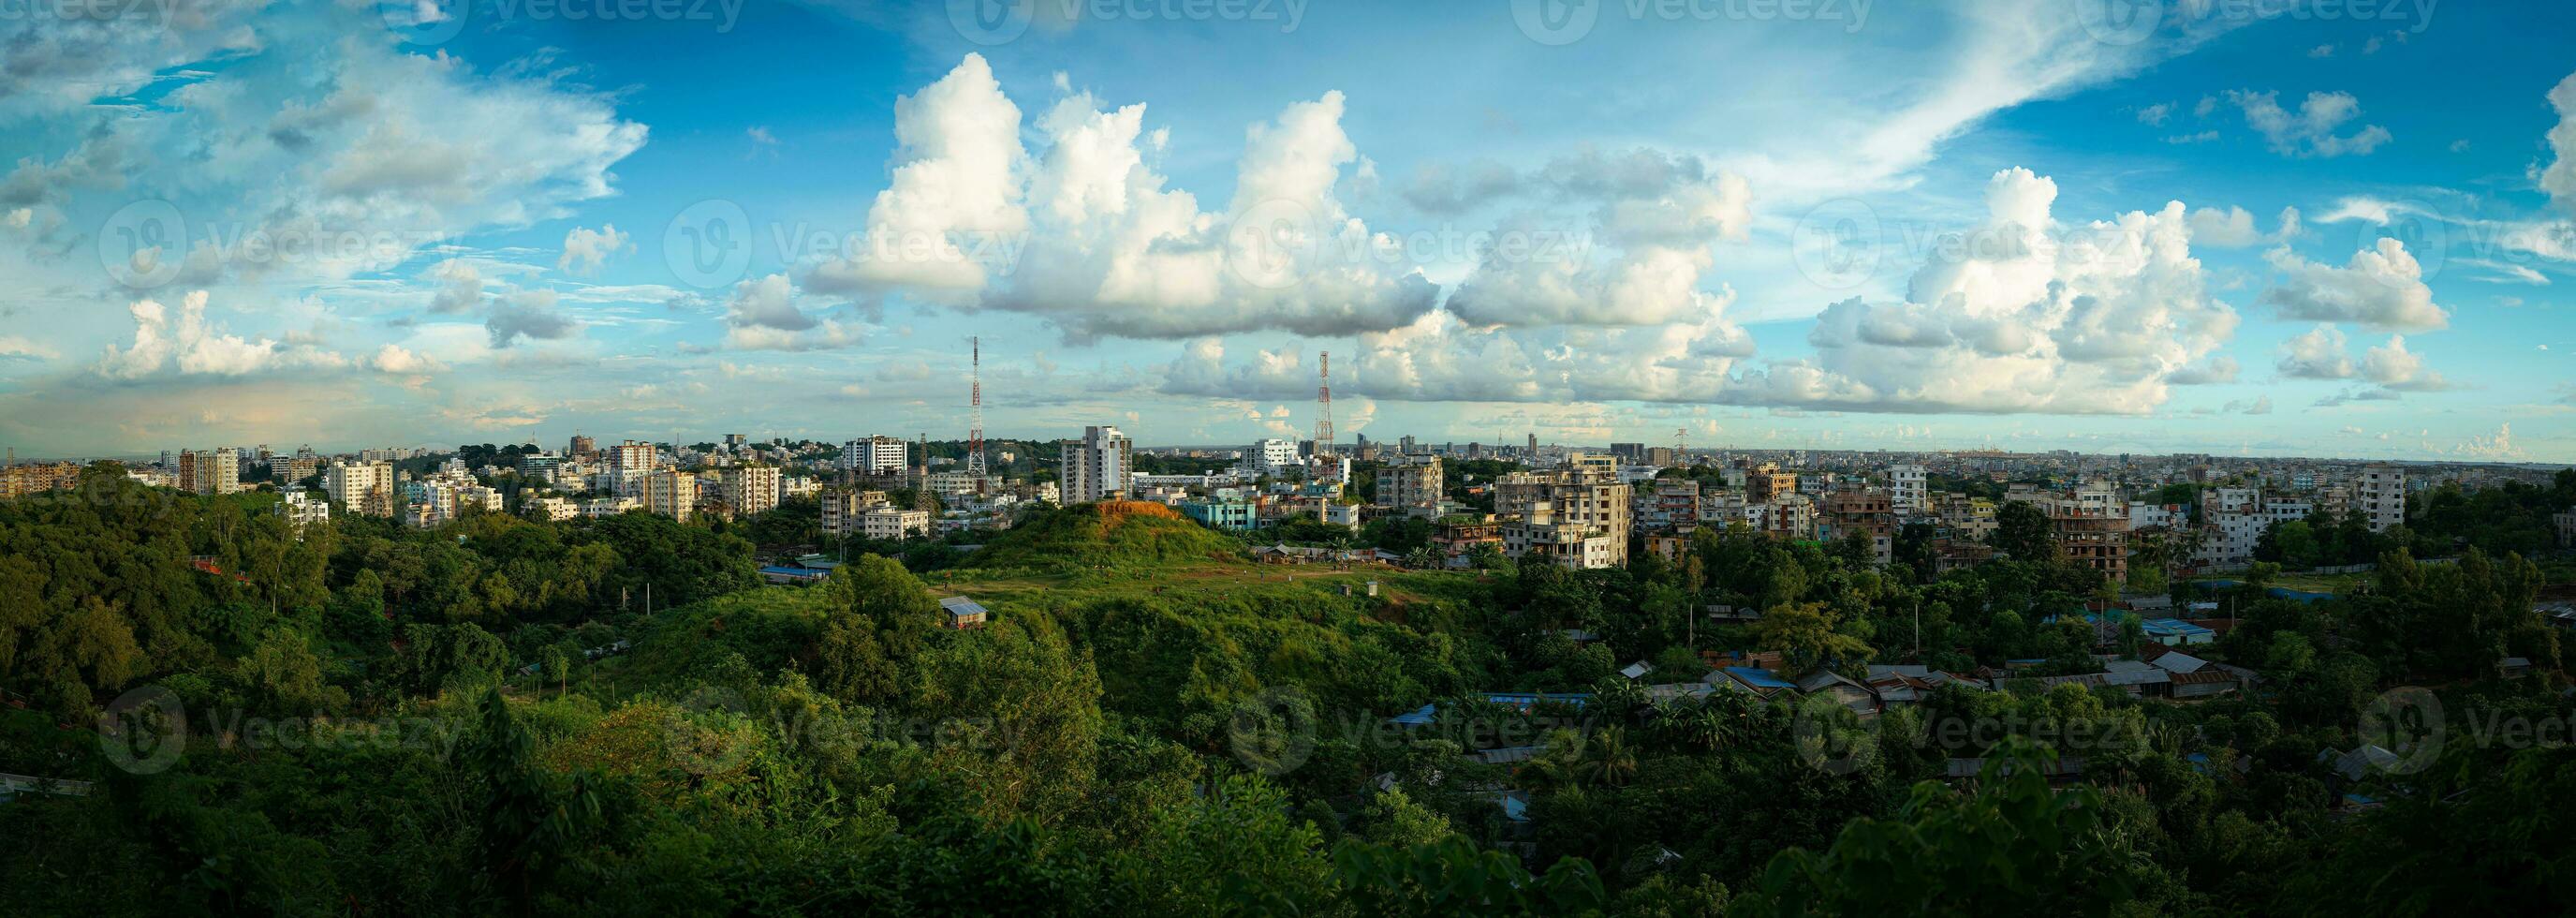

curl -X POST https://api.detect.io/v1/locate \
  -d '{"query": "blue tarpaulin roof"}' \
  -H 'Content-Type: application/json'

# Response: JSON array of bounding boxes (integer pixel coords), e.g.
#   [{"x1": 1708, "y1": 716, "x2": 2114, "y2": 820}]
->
[
  {"x1": 1724, "y1": 667, "x2": 1798, "y2": 689},
  {"x1": 2143, "y1": 618, "x2": 2215, "y2": 637}
]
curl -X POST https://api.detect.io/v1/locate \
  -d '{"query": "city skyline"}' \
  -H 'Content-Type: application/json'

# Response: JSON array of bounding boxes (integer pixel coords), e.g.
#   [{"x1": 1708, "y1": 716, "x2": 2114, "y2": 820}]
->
[{"x1": 5, "y1": 4, "x2": 2574, "y2": 462}]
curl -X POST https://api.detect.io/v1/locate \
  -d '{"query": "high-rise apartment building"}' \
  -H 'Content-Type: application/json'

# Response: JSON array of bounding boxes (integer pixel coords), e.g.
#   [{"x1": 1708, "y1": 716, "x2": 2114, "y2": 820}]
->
[
  {"x1": 1252, "y1": 438, "x2": 1301, "y2": 476},
  {"x1": 720, "y1": 464, "x2": 783, "y2": 516},
  {"x1": 325, "y1": 461, "x2": 396, "y2": 516},
  {"x1": 1375, "y1": 456, "x2": 1444, "y2": 518},
  {"x1": 641, "y1": 469, "x2": 697, "y2": 522},
  {"x1": 842, "y1": 436, "x2": 909, "y2": 476},
  {"x1": 1887, "y1": 464, "x2": 1927, "y2": 516},
  {"x1": 2357, "y1": 465, "x2": 2406, "y2": 533},
  {"x1": 1059, "y1": 425, "x2": 1133, "y2": 504}
]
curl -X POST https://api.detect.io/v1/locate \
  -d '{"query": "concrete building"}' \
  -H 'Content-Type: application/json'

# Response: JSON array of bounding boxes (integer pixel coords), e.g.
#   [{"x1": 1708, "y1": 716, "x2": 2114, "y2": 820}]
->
[
  {"x1": 610, "y1": 440, "x2": 658, "y2": 495},
  {"x1": 1747, "y1": 464, "x2": 1798, "y2": 506},
  {"x1": 584, "y1": 496, "x2": 641, "y2": 518},
  {"x1": 1819, "y1": 488, "x2": 1895, "y2": 565},
  {"x1": 1059, "y1": 425, "x2": 1133, "y2": 503},
  {"x1": 1502, "y1": 500, "x2": 1625, "y2": 570},
  {"x1": 2045, "y1": 482, "x2": 2128, "y2": 581},
  {"x1": 820, "y1": 489, "x2": 891, "y2": 537},
  {"x1": 1180, "y1": 498, "x2": 1258, "y2": 531},
  {"x1": 527, "y1": 496, "x2": 581, "y2": 522},
  {"x1": 2357, "y1": 465, "x2": 2406, "y2": 532},
  {"x1": 861, "y1": 506, "x2": 931, "y2": 540},
  {"x1": 1375, "y1": 456, "x2": 1444, "y2": 519},
  {"x1": 276, "y1": 489, "x2": 331, "y2": 528},
  {"x1": 1887, "y1": 464, "x2": 1927, "y2": 516},
  {"x1": 324, "y1": 461, "x2": 396, "y2": 517},
  {"x1": 1494, "y1": 470, "x2": 1632, "y2": 567},
  {"x1": 1252, "y1": 438, "x2": 1301, "y2": 477},
  {"x1": 720, "y1": 464, "x2": 783, "y2": 517},
  {"x1": 1638, "y1": 479, "x2": 1701, "y2": 530},
  {"x1": 641, "y1": 469, "x2": 697, "y2": 522},
  {"x1": 842, "y1": 436, "x2": 909, "y2": 476}
]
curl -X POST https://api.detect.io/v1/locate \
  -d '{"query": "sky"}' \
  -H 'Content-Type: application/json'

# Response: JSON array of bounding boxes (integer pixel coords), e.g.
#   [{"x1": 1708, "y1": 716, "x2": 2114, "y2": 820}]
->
[{"x1": 2, "y1": 0, "x2": 2572, "y2": 461}]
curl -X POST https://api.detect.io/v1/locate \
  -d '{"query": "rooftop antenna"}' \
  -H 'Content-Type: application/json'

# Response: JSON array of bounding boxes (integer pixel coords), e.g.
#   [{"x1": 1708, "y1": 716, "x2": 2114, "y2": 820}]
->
[
  {"x1": 1313, "y1": 350, "x2": 1333, "y2": 460},
  {"x1": 967, "y1": 335, "x2": 987, "y2": 497}
]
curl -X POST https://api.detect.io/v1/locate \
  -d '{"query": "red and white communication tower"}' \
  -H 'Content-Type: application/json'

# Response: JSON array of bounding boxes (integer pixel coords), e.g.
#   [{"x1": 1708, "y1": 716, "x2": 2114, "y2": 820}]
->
[
  {"x1": 1313, "y1": 350, "x2": 1333, "y2": 459},
  {"x1": 966, "y1": 336, "x2": 987, "y2": 496}
]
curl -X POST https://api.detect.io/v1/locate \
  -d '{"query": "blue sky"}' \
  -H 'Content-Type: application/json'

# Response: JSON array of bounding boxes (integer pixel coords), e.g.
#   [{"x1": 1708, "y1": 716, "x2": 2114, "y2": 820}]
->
[{"x1": 2, "y1": 0, "x2": 2570, "y2": 461}]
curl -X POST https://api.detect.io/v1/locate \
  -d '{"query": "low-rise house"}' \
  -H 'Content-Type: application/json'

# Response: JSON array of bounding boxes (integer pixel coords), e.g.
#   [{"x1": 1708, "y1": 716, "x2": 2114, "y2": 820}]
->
[{"x1": 939, "y1": 596, "x2": 990, "y2": 629}]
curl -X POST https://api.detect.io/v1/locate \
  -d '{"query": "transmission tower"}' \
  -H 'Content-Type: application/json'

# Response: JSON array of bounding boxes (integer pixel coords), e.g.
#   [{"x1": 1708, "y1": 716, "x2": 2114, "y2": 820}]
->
[
  {"x1": 1313, "y1": 350, "x2": 1333, "y2": 459},
  {"x1": 1675, "y1": 426, "x2": 1687, "y2": 460},
  {"x1": 966, "y1": 336, "x2": 987, "y2": 497}
]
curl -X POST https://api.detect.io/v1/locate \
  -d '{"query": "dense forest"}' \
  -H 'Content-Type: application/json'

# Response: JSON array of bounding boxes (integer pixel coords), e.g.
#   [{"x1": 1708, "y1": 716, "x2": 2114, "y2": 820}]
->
[{"x1": 2, "y1": 464, "x2": 2571, "y2": 915}]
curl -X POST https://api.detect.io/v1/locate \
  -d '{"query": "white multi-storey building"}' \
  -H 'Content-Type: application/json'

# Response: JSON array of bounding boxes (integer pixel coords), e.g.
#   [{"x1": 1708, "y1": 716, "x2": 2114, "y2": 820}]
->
[
  {"x1": 861, "y1": 506, "x2": 931, "y2": 540},
  {"x1": 325, "y1": 461, "x2": 396, "y2": 516},
  {"x1": 277, "y1": 489, "x2": 331, "y2": 528},
  {"x1": 842, "y1": 436, "x2": 909, "y2": 476},
  {"x1": 1059, "y1": 425, "x2": 1132, "y2": 504},
  {"x1": 527, "y1": 496, "x2": 581, "y2": 522},
  {"x1": 1887, "y1": 464, "x2": 1927, "y2": 516},
  {"x1": 1252, "y1": 438, "x2": 1301, "y2": 476}
]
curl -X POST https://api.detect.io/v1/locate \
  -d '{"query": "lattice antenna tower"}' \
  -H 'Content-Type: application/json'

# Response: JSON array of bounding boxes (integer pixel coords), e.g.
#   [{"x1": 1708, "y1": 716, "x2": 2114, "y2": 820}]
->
[
  {"x1": 966, "y1": 336, "x2": 988, "y2": 496},
  {"x1": 1313, "y1": 350, "x2": 1333, "y2": 459}
]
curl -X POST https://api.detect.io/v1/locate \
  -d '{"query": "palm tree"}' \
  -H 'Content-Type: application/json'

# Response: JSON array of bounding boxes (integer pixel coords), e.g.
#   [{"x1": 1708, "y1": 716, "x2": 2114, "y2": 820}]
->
[{"x1": 1580, "y1": 726, "x2": 1639, "y2": 788}]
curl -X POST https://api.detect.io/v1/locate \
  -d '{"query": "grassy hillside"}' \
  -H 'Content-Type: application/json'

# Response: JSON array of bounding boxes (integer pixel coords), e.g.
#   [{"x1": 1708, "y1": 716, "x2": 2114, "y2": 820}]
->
[{"x1": 964, "y1": 501, "x2": 1244, "y2": 574}]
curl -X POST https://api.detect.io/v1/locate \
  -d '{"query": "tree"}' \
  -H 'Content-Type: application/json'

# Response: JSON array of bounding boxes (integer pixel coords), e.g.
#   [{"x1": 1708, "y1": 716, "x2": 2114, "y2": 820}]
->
[
  {"x1": 1730, "y1": 740, "x2": 2163, "y2": 916},
  {"x1": 1756, "y1": 601, "x2": 1873, "y2": 673},
  {"x1": 1991, "y1": 500, "x2": 2055, "y2": 564}
]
